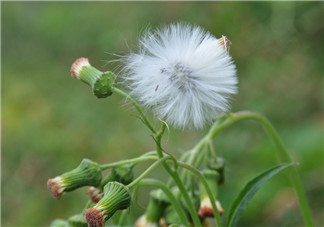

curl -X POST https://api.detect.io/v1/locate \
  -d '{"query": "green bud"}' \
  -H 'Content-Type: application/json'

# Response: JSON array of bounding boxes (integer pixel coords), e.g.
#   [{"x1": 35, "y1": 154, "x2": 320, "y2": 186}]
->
[
  {"x1": 50, "y1": 219, "x2": 69, "y2": 227},
  {"x1": 198, "y1": 169, "x2": 223, "y2": 218},
  {"x1": 88, "y1": 186, "x2": 104, "y2": 203},
  {"x1": 100, "y1": 164, "x2": 134, "y2": 189},
  {"x1": 88, "y1": 164, "x2": 134, "y2": 203},
  {"x1": 144, "y1": 189, "x2": 171, "y2": 223},
  {"x1": 68, "y1": 214, "x2": 88, "y2": 227},
  {"x1": 70, "y1": 58, "x2": 116, "y2": 98},
  {"x1": 85, "y1": 182, "x2": 131, "y2": 227},
  {"x1": 47, "y1": 159, "x2": 102, "y2": 199}
]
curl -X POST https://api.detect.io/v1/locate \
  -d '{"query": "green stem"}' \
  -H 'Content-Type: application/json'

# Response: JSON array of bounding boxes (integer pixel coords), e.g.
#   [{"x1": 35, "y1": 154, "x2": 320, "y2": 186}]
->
[
  {"x1": 178, "y1": 162, "x2": 222, "y2": 227},
  {"x1": 112, "y1": 87, "x2": 156, "y2": 134},
  {"x1": 236, "y1": 111, "x2": 314, "y2": 227},
  {"x1": 138, "y1": 178, "x2": 191, "y2": 227},
  {"x1": 127, "y1": 156, "x2": 171, "y2": 189},
  {"x1": 155, "y1": 123, "x2": 202, "y2": 227},
  {"x1": 100, "y1": 155, "x2": 158, "y2": 170},
  {"x1": 185, "y1": 111, "x2": 313, "y2": 227}
]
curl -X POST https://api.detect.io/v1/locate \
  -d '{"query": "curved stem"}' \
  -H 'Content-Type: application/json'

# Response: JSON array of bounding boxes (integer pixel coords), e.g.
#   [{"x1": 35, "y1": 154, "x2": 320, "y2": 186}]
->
[
  {"x1": 154, "y1": 123, "x2": 202, "y2": 227},
  {"x1": 178, "y1": 162, "x2": 222, "y2": 227},
  {"x1": 101, "y1": 156, "x2": 158, "y2": 170},
  {"x1": 127, "y1": 156, "x2": 171, "y2": 189},
  {"x1": 237, "y1": 111, "x2": 314, "y2": 227},
  {"x1": 138, "y1": 179, "x2": 191, "y2": 227},
  {"x1": 184, "y1": 111, "x2": 313, "y2": 227},
  {"x1": 112, "y1": 87, "x2": 156, "y2": 134}
]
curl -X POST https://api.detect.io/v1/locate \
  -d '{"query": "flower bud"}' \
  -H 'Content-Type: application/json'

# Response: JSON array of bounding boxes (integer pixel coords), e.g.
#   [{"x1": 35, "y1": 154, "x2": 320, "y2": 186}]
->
[
  {"x1": 101, "y1": 164, "x2": 134, "y2": 188},
  {"x1": 88, "y1": 186, "x2": 104, "y2": 203},
  {"x1": 68, "y1": 214, "x2": 88, "y2": 227},
  {"x1": 47, "y1": 159, "x2": 102, "y2": 199},
  {"x1": 70, "y1": 58, "x2": 116, "y2": 98},
  {"x1": 198, "y1": 196, "x2": 224, "y2": 218},
  {"x1": 50, "y1": 219, "x2": 69, "y2": 227},
  {"x1": 85, "y1": 182, "x2": 131, "y2": 227},
  {"x1": 88, "y1": 164, "x2": 134, "y2": 203},
  {"x1": 198, "y1": 169, "x2": 223, "y2": 218}
]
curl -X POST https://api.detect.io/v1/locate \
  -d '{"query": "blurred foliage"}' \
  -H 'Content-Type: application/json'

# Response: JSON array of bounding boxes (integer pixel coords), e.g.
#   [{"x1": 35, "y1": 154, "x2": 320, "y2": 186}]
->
[{"x1": 2, "y1": 2, "x2": 323, "y2": 227}]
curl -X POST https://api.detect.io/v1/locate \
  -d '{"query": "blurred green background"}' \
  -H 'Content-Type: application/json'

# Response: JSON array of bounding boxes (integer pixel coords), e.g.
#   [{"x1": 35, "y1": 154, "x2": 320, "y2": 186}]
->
[{"x1": 2, "y1": 2, "x2": 323, "y2": 227}]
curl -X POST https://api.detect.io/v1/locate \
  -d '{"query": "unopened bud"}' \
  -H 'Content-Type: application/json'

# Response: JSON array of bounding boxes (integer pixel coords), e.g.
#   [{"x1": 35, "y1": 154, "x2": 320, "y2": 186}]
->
[
  {"x1": 47, "y1": 159, "x2": 102, "y2": 199},
  {"x1": 85, "y1": 182, "x2": 131, "y2": 227},
  {"x1": 163, "y1": 207, "x2": 182, "y2": 226},
  {"x1": 88, "y1": 164, "x2": 134, "y2": 203},
  {"x1": 88, "y1": 186, "x2": 104, "y2": 203},
  {"x1": 100, "y1": 164, "x2": 134, "y2": 189},
  {"x1": 50, "y1": 219, "x2": 69, "y2": 227},
  {"x1": 70, "y1": 58, "x2": 116, "y2": 98},
  {"x1": 198, "y1": 169, "x2": 223, "y2": 218},
  {"x1": 68, "y1": 214, "x2": 88, "y2": 227}
]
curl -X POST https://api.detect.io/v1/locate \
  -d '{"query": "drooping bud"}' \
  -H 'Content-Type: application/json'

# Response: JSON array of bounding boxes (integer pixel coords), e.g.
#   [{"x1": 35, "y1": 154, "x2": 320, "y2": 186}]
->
[
  {"x1": 47, "y1": 159, "x2": 102, "y2": 199},
  {"x1": 198, "y1": 169, "x2": 224, "y2": 218},
  {"x1": 50, "y1": 219, "x2": 69, "y2": 227},
  {"x1": 70, "y1": 58, "x2": 116, "y2": 98},
  {"x1": 68, "y1": 214, "x2": 88, "y2": 227},
  {"x1": 88, "y1": 164, "x2": 134, "y2": 203},
  {"x1": 85, "y1": 182, "x2": 131, "y2": 227}
]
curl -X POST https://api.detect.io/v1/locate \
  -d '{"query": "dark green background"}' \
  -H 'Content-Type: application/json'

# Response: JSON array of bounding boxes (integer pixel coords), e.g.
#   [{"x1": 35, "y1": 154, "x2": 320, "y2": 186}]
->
[{"x1": 2, "y1": 2, "x2": 323, "y2": 226}]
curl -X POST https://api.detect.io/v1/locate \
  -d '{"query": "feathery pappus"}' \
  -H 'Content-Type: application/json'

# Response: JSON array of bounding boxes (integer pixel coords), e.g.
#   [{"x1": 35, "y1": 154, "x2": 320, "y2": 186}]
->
[{"x1": 122, "y1": 23, "x2": 238, "y2": 129}]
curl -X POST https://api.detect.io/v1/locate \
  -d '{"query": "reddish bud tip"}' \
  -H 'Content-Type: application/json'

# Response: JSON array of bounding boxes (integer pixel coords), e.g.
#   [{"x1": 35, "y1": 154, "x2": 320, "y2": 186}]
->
[
  {"x1": 70, "y1": 58, "x2": 90, "y2": 79},
  {"x1": 88, "y1": 187, "x2": 104, "y2": 203},
  {"x1": 85, "y1": 207, "x2": 105, "y2": 227},
  {"x1": 47, "y1": 177, "x2": 64, "y2": 200},
  {"x1": 198, "y1": 198, "x2": 224, "y2": 218},
  {"x1": 218, "y1": 35, "x2": 232, "y2": 47},
  {"x1": 198, "y1": 206, "x2": 215, "y2": 218}
]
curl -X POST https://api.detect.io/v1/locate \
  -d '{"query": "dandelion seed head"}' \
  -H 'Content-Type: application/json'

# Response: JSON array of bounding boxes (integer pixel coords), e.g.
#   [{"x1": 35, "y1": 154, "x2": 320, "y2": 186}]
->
[{"x1": 122, "y1": 23, "x2": 238, "y2": 129}]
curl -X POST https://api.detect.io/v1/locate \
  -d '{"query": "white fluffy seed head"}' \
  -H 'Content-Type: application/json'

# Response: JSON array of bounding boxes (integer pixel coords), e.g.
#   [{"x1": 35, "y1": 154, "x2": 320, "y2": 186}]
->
[{"x1": 122, "y1": 23, "x2": 238, "y2": 129}]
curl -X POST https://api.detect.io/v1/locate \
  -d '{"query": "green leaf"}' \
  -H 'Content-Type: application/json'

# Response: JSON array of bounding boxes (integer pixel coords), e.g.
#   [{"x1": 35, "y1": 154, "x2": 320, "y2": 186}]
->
[{"x1": 227, "y1": 162, "x2": 295, "y2": 227}]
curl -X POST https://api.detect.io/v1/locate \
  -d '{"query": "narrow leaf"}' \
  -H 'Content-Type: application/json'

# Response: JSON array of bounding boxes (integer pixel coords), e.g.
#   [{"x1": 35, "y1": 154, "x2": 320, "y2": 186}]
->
[{"x1": 227, "y1": 162, "x2": 295, "y2": 227}]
